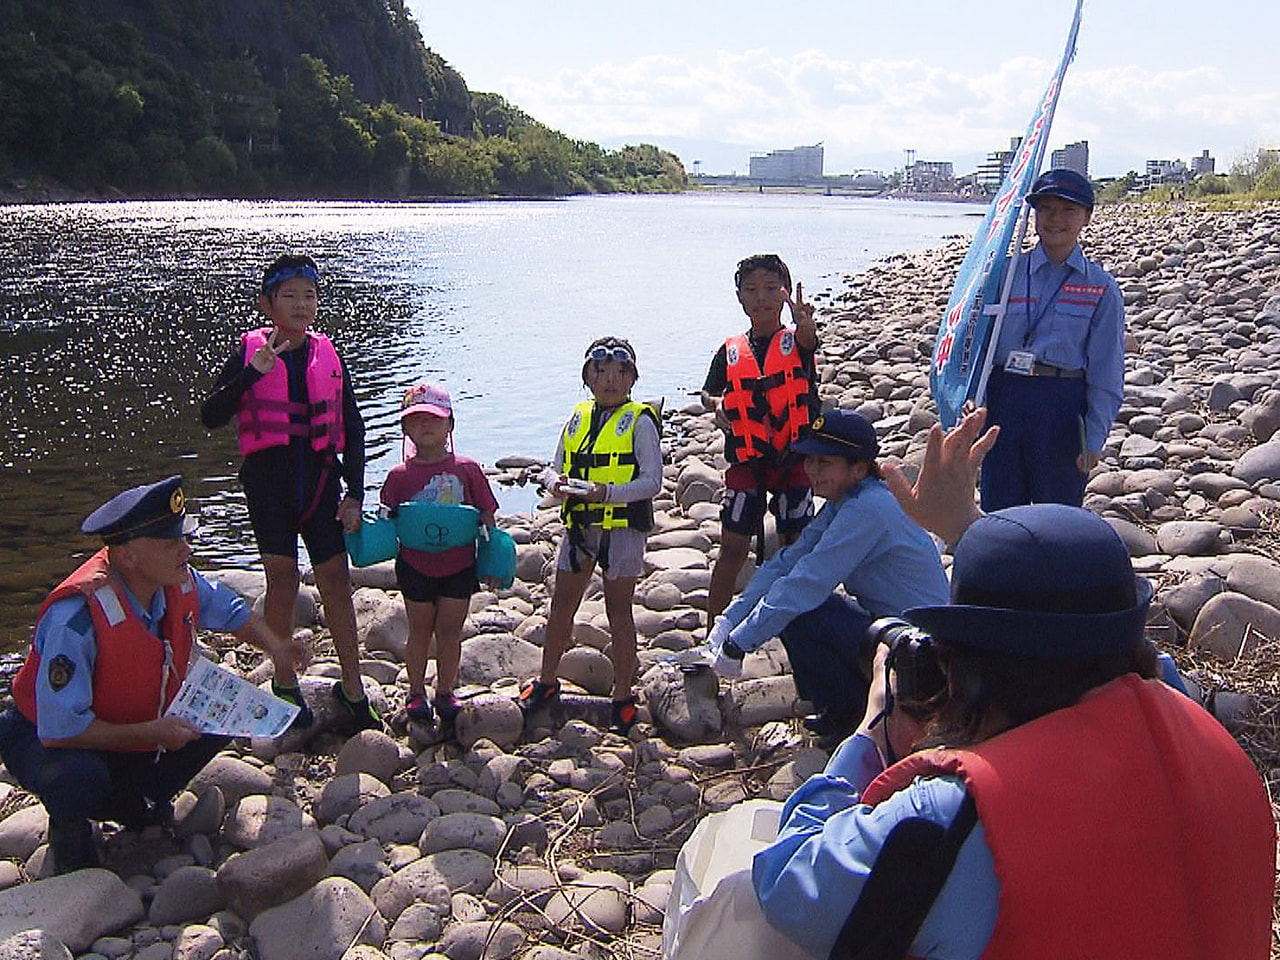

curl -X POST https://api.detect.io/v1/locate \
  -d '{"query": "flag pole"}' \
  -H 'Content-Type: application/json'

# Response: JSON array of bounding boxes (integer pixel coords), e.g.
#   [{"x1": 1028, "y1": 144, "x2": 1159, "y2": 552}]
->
[{"x1": 972, "y1": 204, "x2": 1031, "y2": 406}]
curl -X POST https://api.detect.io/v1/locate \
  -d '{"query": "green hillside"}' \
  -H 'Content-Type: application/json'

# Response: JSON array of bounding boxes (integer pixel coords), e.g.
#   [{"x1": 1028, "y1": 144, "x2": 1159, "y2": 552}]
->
[{"x1": 0, "y1": 0, "x2": 686, "y2": 198}]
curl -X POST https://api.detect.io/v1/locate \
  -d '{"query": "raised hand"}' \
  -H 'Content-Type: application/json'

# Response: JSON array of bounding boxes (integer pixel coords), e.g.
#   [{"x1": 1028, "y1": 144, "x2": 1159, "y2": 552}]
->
[
  {"x1": 249, "y1": 327, "x2": 285, "y2": 374},
  {"x1": 786, "y1": 280, "x2": 817, "y2": 348}
]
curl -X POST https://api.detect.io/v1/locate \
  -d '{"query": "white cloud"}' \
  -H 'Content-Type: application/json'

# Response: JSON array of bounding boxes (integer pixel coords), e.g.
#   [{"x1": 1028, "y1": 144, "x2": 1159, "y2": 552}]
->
[{"x1": 492, "y1": 49, "x2": 1275, "y2": 175}]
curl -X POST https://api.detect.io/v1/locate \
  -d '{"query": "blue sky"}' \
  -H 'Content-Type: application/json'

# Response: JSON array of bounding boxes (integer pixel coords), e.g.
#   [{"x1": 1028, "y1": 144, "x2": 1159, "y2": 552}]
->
[{"x1": 404, "y1": 0, "x2": 1279, "y2": 178}]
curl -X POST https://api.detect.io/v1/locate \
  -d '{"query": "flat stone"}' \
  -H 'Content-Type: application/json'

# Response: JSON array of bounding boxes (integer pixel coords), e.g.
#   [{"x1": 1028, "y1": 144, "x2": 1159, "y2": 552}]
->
[
  {"x1": 437, "y1": 920, "x2": 525, "y2": 960},
  {"x1": 0, "y1": 930, "x2": 72, "y2": 960},
  {"x1": 1189, "y1": 591, "x2": 1280, "y2": 660},
  {"x1": 187, "y1": 756, "x2": 273, "y2": 807},
  {"x1": 418, "y1": 813, "x2": 507, "y2": 857},
  {"x1": 149, "y1": 865, "x2": 224, "y2": 925},
  {"x1": 348, "y1": 792, "x2": 441, "y2": 845},
  {"x1": 248, "y1": 878, "x2": 386, "y2": 960},
  {"x1": 0, "y1": 870, "x2": 144, "y2": 952},
  {"x1": 725, "y1": 675, "x2": 799, "y2": 726},
  {"x1": 216, "y1": 829, "x2": 329, "y2": 922},
  {"x1": 0, "y1": 804, "x2": 48, "y2": 861},
  {"x1": 1155, "y1": 520, "x2": 1222, "y2": 556},
  {"x1": 224, "y1": 795, "x2": 316, "y2": 849},
  {"x1": 371, "y1": 849, "x2": 496, "y2": 923},
  {"x1": 316, "y1": 773, "x2": 392, "y2": 825}
]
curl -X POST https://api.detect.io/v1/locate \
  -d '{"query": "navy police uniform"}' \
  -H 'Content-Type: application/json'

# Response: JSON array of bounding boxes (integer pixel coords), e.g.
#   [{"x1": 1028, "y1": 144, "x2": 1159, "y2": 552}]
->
[
  {"x1": 0, "y1": 477, "x2": 247, "y2": 873},
  {"x1": 980, "y1": 170, "x2": 1126, "y2": 511}
]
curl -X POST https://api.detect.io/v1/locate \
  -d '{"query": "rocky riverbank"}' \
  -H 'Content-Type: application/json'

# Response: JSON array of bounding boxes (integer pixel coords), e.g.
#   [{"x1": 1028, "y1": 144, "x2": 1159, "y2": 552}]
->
[{"x1": 2, "y1": 200, "x2": 1279, "y2": 959}]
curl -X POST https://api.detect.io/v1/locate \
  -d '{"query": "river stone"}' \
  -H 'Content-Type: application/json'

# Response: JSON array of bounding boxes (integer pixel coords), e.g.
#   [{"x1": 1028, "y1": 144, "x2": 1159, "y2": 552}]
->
[
  {"x1": 557, "y1": 646, "x2": 614, "y2": 696},
  {"x1": 384, "y1": 902, "x2": 443, "y2": 943},
  {"x1": 643, "y1": 548, "x2": 709, "y2": 574},
  {"x1": 1189, "y1": 592, "x2": 1280, "y2": 660},
  {"x1": 1101, "y1": 517, "x2": 1158, "y2": 557},
  {"x1": 515, "y1": 543, "x2": 554, "y2": 584},
  {"x1": 171, "y1": 924, "x2": 223, "y2": 960},
  {"x1": 329, "y1": 838, "x2": 392, "y2": 893},
  {"x1": 643, "y1": 582, "x2": 684, "y2": 611},
  {"x1": 248, "y1": 877, "x2": 386, "y2": 960},
  {"x1": 1119, "y1": 434, "x2": 1165, "y2": 461},
  {"x1": 453, "y1": 694, "x2": 524, "y2": 750},
  {"x1": 725, "y1": 676, "x2": 799, "y2": 726},
  {"x1": 1233, "y1": 439, "x2": 1280, "y2": 484},
  {"x1": 1187, "y1": 473, "x2": 1250, "y2": 499},
  {"x1": 348, "y1": 792, "x2": 441, "y2": 845},
  {"x1": 149, "y1": 865, "x2": 224, "y2": 925},
  {"x1": 1223, "y1": 554, "x2": 1280, "y2": 609},
  {"x1": 543, "y1": 870, "x2": 629, "y2": 936},
  {"x1": 317, "y1": 773, "x2": 392, "y2": 825},
  {"x1": 0, "y1": 930, "x2": 72, "y2": 960},
  {"x1": 335, "y1": 729, "x2": 403, "y2": 786},
  {"x1": 431, "y1": 789, "x2": 502, "y2": 817},
  {"x1": 172, "y1": 785, "x2": 225, "y2": 840},
  {"x1": 486, "y1": 865, "x2": 557, "y2": 908},
  {"x1": 1160, "y1": 574, "x2": 1225, "y2": 631},
  {"x1": 353, "y1": 587, "x2": 409, "y2": 661},
  {"x1": 187, "y1": 756, "x2": 273, "y2": 807},
  {"x1": 1155, "y1": 520, "x2": 1222, "y2": 556},
  {"x1": 217, "y1": 829, "x2": 329, "y2": 922},
  {"x1": 437, "y1": 920, "x2": 525, "y2": 960},
  {"x1": 371, "y1": 850, "x2": 496, "y2": 922},
  {"x1": 419, "y1": 812, "x2": 507, "y2": 857},
  {"x1": 767, "y1": 748, "x2": 831, "y2": 800},
  {"x1": 224, "y1": 795, "x2": 316, "y2": 849},
  {"x1": 458, "y1": 635, "x2": 542, "y2": 686},
  {"x1": 0, "y1": 804, "x2": 48, "y2": 860},
  {"x1": 642, "y1": 665, "x2": 722, "y2": 742},
  {"x1": 674, "y1": 459, "x2": 723, "y2": 509},
  {"x1": 0, "y1": 869, "x2": 144, "y2": 952}
]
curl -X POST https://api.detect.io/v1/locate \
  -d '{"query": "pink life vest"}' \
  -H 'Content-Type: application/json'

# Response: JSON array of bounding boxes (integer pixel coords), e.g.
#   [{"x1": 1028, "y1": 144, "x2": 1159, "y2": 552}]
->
[{"x1": 236, "y1": 328, "x2": 345, "y2": 456}]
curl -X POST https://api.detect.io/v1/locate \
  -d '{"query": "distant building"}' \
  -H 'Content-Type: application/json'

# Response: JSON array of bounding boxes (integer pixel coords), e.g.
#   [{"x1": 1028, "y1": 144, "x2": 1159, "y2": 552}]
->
[
  {"x1": 1191, "y1": 149, "x2": 1215, "y2": 176},
  {"x1": 1145, "y1": 158, "x2": 1189, "y2": 184},
  {"x1": 977, "y1": 136, "x2": 1022, "y2": 193},
  {"x1": 1049, "y1": 141, "x2": 1089, "y2": 177},
  {"x1": 749, "y1": 143, "x2": 824, "y2": 179},
  {"x1": 906, "y1": 160, "x2": 955, "y2": 192}
]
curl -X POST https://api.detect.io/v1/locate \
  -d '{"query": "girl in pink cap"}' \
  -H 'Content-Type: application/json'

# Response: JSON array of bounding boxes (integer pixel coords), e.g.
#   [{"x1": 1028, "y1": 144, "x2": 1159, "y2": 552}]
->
[{"x1": 380, "y1": 382, "x2": 499, "y2": 734}]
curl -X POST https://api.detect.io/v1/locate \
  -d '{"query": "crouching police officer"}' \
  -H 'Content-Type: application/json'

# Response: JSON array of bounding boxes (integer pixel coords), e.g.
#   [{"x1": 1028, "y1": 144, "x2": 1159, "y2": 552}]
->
[
  {"x1": 0, "y1": 476, "x2": 304, "y2": 873},
  {"x1": 752, "y1": 493, "x2": 1275, "y2": 959}
]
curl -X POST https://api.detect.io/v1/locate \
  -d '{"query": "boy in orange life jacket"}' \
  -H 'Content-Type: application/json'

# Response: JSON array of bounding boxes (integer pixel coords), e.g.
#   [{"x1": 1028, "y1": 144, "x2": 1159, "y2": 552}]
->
[
  {"x1": 700, "y1": 254, "x2": 819, "y2": 625},
  {"x1": 200, "y1": 254, "x2": 379, "y2": 731}
]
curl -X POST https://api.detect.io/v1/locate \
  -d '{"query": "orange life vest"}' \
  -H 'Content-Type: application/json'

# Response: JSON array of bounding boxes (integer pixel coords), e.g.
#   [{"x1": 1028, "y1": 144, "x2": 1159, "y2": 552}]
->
[
  {"x1": 861, "y1": 674, "x2": 1275, "y2": 960},
  {"x1": 12, "y1": 548, "x2": 201, "y2": 751},
  {"x1": 237, "y1": 328, "x2": 345, "y2": 456},
  {"x1": 721, "y1": 329, "x2": 811, "y2": 464}
]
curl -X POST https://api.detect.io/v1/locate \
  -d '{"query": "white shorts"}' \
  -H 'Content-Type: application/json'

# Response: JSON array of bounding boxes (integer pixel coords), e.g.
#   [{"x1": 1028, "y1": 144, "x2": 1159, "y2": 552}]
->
[{"x1": 556, "y1": 525, "x2": 647, "y2": 579}]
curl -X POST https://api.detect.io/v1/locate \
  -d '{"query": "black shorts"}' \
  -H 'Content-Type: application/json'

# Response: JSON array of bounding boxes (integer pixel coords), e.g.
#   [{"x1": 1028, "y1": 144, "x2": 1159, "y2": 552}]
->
[
  {"x1": 244, "y1": 470, "x2": 346, "y2": 566},
  {"x1": 395, "y1": 558, "x2": 479, "y2": 604}
]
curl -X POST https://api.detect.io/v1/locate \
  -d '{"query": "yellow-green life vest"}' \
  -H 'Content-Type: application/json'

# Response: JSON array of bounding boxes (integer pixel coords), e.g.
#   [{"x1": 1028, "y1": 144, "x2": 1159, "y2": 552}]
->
[{"x1": 560, "y1": 399, "x2": 659, "y2": 531}]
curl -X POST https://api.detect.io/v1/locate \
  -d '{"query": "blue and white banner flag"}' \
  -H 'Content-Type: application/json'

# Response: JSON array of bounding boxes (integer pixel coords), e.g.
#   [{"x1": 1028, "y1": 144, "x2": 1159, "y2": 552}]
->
[{"x1": 930, "y1": 0, "x2": 1084, "y2": 428}]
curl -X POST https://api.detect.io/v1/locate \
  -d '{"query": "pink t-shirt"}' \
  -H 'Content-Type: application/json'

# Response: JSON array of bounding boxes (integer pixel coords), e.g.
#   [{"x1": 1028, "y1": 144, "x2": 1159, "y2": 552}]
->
[{"x1": 380, "y1": 454, "x2": 499, "y2": 577}]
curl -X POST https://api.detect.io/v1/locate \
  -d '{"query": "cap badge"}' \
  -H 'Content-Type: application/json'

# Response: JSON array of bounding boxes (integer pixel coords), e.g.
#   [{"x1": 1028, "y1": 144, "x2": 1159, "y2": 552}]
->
[
  {"x1": 811, "y1": 415, "x2": 825, "y2": 432},
  {"x1": 169, "y1": 487, "x2": 185, "y2": 515}
]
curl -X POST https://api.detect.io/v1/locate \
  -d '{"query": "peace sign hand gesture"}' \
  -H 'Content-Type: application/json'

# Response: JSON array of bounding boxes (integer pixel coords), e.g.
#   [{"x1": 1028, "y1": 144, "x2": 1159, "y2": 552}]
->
[
  {"x1": 249, "y1": 328, "x2": 286, "y2": 374},
  {"x1": 785, "y1": 281, "x2": 817, "y2": 348}
]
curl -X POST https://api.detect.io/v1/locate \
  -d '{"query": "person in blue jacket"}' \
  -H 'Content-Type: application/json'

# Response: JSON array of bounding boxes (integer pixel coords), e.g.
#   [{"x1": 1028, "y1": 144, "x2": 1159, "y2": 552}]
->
[{"x1": 980, "y1": 168, "x2": 1125, "y2": 511}]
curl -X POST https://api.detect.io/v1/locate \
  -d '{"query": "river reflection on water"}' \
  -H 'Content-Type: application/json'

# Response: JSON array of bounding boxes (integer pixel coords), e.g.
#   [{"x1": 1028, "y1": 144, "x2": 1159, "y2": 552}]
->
[{"x1": 0, "y1": 193, "x2": 977, "y2": 650}]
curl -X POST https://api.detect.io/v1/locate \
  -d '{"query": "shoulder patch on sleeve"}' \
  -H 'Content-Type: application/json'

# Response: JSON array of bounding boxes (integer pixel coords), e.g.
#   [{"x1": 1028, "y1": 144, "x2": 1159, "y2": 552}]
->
[{"x1": 47, "y1": 654, "x2": 76, "y2": 692}]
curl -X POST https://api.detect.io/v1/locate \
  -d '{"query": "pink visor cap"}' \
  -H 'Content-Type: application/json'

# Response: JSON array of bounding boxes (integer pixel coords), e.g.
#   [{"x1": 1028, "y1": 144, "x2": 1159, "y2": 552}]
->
[{"x1": 401, "y1": 382, "x2": 453, "y2": 419}]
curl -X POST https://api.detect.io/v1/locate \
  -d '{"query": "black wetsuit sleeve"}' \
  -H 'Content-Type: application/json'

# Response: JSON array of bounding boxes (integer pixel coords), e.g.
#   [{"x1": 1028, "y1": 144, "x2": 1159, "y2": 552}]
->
[
  {"x1": 338, "y1": 354, "x2": 365, "y2": 502},
  {"x1": 702, "y1": 344, "x2": 728, "y2": 395},
  {"x1": 200, "y1": 344, "x2": 263, "y2": 429}
]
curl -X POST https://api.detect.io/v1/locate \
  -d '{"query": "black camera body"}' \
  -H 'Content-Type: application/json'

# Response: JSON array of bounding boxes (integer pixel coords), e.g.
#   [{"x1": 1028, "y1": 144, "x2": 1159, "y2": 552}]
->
[{"x1": 865, "y1": 617, "x2": 947, "y2": 707}]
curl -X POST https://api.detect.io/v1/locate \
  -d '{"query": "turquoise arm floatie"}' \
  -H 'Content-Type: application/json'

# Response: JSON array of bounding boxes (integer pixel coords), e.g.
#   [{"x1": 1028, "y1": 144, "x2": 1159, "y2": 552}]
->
[
  {"x1": 345, "y1": 515, "x2": 399, "y2": 567},
  {"x1": 395, "y1": 502, "x2": 481, "y2": 552},
  {"x1": 476, "y1": 528, "x2": 517, "y2": 588}
]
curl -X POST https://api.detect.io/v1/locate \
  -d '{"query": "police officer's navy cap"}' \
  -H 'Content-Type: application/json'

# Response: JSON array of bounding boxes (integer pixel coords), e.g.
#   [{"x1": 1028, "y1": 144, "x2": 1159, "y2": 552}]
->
[
  {"x1": 82, "y1": 476, "x2": 198, "y2": 545},
  {"x1": 903, "y1": 504, "x2": 1152, "y2": 658},
  {"x1": 1027, "y1": 168, "x2": 1095, "y2": 210},
  {"x1": 790, "y1": 409, "x2": 879, "y2": 460}
]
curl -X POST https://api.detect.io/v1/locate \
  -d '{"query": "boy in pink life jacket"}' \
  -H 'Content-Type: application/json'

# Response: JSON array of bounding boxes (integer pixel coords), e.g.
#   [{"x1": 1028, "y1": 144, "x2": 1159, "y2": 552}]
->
[{"x1": 201, "y1": 254, "x2": 378, "y2": 731}]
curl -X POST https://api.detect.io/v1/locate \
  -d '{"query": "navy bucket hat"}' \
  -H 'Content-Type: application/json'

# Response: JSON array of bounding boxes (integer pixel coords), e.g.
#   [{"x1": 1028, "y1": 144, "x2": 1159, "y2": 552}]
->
[
  {"x1": 903, "y1": 504, "x2": 1151, "y2": 658},
  {"x1": 1027, "y1": 168, "x2": 1095, "y2": 210}
]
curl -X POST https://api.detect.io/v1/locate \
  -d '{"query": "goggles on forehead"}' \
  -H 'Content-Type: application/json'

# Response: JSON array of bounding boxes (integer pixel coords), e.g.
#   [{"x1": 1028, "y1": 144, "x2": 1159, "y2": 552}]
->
[
  {"x1": 586, "y1": 344, "x2": 635, "y2": 365},
  {"x1": 263, "y1": 263, "x2": 320, "y2": 292}
]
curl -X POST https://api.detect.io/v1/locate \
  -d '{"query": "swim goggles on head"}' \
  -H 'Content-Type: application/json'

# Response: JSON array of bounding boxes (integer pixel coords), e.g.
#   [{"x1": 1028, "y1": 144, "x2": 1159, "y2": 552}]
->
[
  {"x1": 262, "y1": 263, "x2": 321, "y2": 292},
  {"x1": 585, "y1": 344, "x2": 635, "y2": 364}
]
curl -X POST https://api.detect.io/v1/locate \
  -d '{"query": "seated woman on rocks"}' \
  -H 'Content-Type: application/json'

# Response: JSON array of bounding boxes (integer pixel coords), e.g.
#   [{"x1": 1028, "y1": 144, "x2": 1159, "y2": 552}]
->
[
  {"x1": 690, "y1": 408, "x2": 950, "y2": 744},
  {"x1": 748, "y1": 409, "x2": 1275, "y2": 960}
]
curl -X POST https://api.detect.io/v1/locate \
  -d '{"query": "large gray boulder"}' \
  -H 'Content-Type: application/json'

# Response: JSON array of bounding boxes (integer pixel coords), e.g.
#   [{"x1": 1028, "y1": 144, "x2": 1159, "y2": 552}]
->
[
  {"x1": 148, "y1": 865, "x2": 224, "y2": 925},
  {"x1": 370, "y1": 849, "x2": 496, "y2": 922},
  {"x1": 1189, "y1": 591, "x2": 1280, "y2": 660},
  {"x1": 217, "y1": 829, "x2": 330, "y2": 922},
  {"x1": 248, "y1": 877, "x2": 385, "y2": 960},
  {"x1": 642, "y1": 664, "x2": 722, "y2": 742},
  {"x1": 0, "y1": 870, "x2": 144, "y2": 952},
  {"x1": 458, "y1": 635, "x2": 542, "y2": 686}
]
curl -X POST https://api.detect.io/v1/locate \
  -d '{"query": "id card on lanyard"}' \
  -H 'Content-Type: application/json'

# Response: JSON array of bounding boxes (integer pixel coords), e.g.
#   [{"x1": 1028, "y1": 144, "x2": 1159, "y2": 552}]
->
[{"x1": 1005, "y1": 258, "x2": 1069, "y2": 375}]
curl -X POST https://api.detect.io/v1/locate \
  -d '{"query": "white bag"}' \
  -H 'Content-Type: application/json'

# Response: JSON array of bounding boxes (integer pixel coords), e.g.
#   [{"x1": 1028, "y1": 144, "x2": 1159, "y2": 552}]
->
[{"x1": 663, "y1": 799, "x2": 813, "y2": 960}]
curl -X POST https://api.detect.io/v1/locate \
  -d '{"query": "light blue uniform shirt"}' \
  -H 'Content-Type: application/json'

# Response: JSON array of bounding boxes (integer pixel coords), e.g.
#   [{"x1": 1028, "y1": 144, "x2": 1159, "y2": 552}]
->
[
  {"x1": 752, "y1": 653, "x2": 1190, "y2": 959},
  {"x1": 30, "y1": 568, "x2": 250, "y2": 740},
  {"x1": 992, "y1": 243, "x2": 1126, "y2": 452},
  {"x1": 723, "y1": 478, "x2": 950, "y2": 653}
]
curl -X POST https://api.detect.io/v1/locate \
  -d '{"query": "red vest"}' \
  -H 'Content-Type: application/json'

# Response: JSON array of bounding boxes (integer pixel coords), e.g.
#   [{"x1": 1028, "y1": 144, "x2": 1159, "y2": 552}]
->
[
  {"x1": 237, "y1": 328, "x2": 345, "y2": 456},
  {"x1": 721, "y1": 329, "x2": 811, "y2": 464},
  {"x1": 861, "y1": 675, "x2": 1275, "y2": 960},
  {"x1": 12, "y1": 549, "x2": 201, "y2": 751}
]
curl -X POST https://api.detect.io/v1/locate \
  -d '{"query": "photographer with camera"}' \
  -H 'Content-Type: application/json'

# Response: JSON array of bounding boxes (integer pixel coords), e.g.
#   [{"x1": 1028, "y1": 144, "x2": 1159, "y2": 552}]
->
[
  {"x1": 750, "y1": 461, "x2": 1274, "y2": 958},
  {"x1": 686, "y1": 409, "x2": 949, "y2": 744}
]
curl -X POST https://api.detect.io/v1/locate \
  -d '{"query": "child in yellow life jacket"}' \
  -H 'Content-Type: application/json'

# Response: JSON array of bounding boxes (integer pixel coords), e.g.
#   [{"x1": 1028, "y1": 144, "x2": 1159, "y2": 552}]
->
[
  {"x1": 700, "y1": 254, "x2": 820, "y2": 626},
  {"x1": 518, "y1": 337, "x2": 662, "y2": 734}
]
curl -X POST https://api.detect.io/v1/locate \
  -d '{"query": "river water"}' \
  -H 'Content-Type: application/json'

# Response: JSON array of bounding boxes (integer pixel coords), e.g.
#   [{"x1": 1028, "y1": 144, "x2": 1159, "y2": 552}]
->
[{"x1": 0, "y1": 192, "x2": 977, "y2": 650}]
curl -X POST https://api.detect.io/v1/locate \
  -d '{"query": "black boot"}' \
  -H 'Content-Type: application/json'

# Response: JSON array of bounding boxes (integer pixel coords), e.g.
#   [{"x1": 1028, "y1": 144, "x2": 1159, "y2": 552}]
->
[{"x1": 48, "y1": 818, "x2": 100, "y2": 874}]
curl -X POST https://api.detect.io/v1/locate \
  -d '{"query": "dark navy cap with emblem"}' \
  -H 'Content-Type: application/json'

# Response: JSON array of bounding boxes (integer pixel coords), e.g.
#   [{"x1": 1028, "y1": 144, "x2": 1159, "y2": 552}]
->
[
  {"x1": 791, "y1": 409, "x2": 879, "y2": 460},
  {"x1": 1027, "y1": 168, "x2": 1095, "y2": 210},
  {"x1": 81, "y1": 475, "x2": 198, "y2": 545}
]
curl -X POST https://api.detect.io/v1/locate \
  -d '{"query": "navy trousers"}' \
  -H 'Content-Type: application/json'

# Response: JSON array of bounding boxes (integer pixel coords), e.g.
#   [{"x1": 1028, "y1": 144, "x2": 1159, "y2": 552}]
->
[
  {"x1": 778, "y1": 594, "x2": 874, "y2": 719},
  {"x1": 980, "y1": 368, "x2": 1088, "y2": 512},
  {"x1": 0, "y1": 709, "x2": 227, "y2": 830}
]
